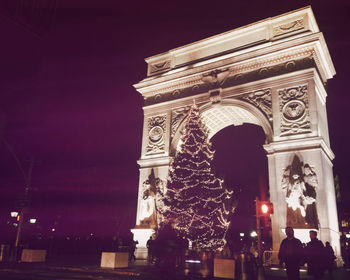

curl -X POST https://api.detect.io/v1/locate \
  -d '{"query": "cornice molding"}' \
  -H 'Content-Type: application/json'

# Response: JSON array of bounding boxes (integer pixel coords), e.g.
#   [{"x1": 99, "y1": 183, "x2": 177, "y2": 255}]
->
[
  {"x1": 264, "y1": 136, "x2": 334, "y2": 161},
  {"x1": 137, "y1": 156, "x2": 173, "y2": 168}
]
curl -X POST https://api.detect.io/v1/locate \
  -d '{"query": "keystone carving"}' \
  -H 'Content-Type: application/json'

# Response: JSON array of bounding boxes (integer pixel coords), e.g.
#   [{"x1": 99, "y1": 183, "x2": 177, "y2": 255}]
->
[{"x1": 202, "y1": 69, "x2": 230, "y2": 87}]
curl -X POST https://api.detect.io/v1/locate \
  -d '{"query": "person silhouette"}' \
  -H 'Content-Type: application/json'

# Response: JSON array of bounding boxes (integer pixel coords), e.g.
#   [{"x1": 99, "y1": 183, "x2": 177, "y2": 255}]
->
[
  {"x1": 305, "y1": 230, "x2": 325, "y2": 279},
  {"x1": 324, "y1": 241, "x2": 336, "y2": 279},
  {"x1": 278, "y1": 227, "x2": 303, "y2": 280}
]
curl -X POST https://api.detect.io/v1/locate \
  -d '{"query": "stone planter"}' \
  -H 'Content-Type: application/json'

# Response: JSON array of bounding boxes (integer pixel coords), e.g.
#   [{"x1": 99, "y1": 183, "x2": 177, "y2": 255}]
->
[
  {"x1": 214, "y1": 258, "x2": 235, "y2": 279},
  {"x1": 100, "y1": 252, "x2": 129, "y2": 268}
]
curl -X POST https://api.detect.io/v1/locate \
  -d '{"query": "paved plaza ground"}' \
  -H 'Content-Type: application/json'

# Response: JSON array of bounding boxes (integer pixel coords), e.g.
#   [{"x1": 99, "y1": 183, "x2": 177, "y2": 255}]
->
[{"x1": 0, "y1": 255, "x2": 350, "y2": 280}]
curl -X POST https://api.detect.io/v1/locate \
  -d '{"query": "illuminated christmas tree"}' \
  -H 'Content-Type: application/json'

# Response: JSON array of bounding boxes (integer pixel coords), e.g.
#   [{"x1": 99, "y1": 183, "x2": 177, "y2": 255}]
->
[{"x1": 161, "y1": 102, "x2": 234, "y2": 251}]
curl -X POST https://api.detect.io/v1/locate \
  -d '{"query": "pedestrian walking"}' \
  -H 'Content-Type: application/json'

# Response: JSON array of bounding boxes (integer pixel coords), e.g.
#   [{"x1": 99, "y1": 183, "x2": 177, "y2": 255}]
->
[
  {"x1": 325, "y1": 241, "x2": 336, "y2": 279},
  {"x1": 146, "y1": 236, "x2": 155, "y2": 264},
  {"x1": 305, "y1": 230, "x2": 325, "y2": 279},
  {"x1": 129, "y1": 240, "x2": 138, "y2": 263},
  {"x1": 278, "y1": 226, "x2": 303, "y2": 280}
]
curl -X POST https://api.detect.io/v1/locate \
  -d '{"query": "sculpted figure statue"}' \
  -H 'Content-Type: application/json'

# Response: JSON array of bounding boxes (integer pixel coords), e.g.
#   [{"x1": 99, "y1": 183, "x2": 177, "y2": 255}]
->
[
  {"x1": 282, "y1": 155, "x2": 319, "y2": 229},
  {"x1": 139, "y1": 169, "x2": 164, "y2": 228}
]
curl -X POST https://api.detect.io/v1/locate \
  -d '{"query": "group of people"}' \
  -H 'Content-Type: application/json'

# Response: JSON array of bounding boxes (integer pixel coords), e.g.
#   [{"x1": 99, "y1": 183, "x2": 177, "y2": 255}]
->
[
  {"x1": 146, "y1": 223, "x2": 188, "y2": 269},
  {"x1": 278, "y1": 226, "x2": 336, "y2": 280}
]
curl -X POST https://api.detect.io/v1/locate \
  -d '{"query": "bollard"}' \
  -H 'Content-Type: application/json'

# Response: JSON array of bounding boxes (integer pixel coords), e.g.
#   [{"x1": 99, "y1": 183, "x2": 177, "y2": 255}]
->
[
  {"x1": 238, "y1": 251, "x2": 259, "y2": 280},
  {"x1": 241, "y1": 253, "x2": 247, "y2": 280},
  {"x1": 0, "y1": 244, "x2": 10, "y2": 262}
]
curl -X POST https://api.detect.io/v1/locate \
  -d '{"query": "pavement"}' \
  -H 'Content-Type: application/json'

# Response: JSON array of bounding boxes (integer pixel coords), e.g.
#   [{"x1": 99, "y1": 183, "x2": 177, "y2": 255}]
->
[{"x1": 0, "y1": 256, "x2": 350, "y2": 280}]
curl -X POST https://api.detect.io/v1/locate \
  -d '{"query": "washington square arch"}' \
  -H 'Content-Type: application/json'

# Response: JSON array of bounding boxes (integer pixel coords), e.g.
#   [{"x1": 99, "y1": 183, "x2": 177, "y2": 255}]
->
[{"x1": 131, "y1": 7, "x2": 341, "y2": 261}]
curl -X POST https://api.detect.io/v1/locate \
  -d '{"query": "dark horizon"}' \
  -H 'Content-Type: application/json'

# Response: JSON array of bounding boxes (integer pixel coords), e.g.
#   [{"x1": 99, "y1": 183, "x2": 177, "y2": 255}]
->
[{"x1": 1, "y1": 0, "x2": 349, "y2": 242}]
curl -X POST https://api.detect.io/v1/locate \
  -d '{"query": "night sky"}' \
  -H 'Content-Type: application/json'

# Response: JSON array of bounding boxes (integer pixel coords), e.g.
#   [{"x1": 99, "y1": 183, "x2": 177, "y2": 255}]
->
[{"x1": 0, "y1": 0, "x2": 349, "y2": 239}]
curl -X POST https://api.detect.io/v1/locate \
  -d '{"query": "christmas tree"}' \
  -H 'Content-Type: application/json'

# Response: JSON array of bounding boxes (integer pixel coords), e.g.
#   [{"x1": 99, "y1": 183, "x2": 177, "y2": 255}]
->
[{"x1": 160, "y1": 102, "x2": 234, "y2": 251}]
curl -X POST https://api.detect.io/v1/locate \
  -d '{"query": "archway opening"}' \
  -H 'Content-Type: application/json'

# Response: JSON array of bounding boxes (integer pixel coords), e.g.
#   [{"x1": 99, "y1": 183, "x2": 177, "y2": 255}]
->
[
  {"x1": 169, "y1": 102, "x2": 272, "y2": 251},
  {"x1": 211, "y1": 123, "x2": 269, "y2": 252}
]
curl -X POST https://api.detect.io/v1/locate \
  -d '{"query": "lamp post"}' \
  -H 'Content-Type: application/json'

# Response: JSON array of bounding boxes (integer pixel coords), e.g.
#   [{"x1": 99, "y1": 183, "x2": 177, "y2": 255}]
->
[{"x1": 3, "y1": 138, "x2": 35, "y2": 261}]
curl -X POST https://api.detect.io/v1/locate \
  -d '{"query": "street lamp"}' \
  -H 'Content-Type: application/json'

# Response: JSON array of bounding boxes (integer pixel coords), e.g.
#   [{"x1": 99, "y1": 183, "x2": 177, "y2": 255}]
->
[
  {"x1": 29, "y1": 218, "x2": 36, "y2": 224},
  {"x1": 10, "y1": 212, "x2": 18, "y2": 218},
  {"x1": 250, "y1": 231, "x2": 257, "y2": 238}
]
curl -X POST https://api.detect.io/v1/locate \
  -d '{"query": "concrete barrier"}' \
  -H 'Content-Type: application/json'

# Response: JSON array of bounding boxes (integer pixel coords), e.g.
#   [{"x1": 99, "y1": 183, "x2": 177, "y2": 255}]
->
[
  {"x1": 21, "y1": 249, "x2": 46, "y2": 262},
  {"x1": 101, "y1": 252, "x2": 129, "y2": 268},
  {"x1": 214, "y1": 258, "x2": 235, "y2": 279}
]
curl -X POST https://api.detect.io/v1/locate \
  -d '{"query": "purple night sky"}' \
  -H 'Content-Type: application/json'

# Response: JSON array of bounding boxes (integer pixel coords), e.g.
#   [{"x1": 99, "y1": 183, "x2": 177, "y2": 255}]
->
[{"x1": 0, "y1": 0, "x2": 349, "y2": 239}]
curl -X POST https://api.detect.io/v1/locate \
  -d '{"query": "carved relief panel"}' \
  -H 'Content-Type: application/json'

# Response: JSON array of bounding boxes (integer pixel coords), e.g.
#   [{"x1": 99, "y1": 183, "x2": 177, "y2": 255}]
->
[
  {"x1": 278, "y1": 85, "x2": 311, "y2": 136},
  {"x1": 139, "y1": 169, "x2": 165, "y2": 228},
  {"x1": 170, "y1": 107, "x2": 190, "y2": 139},
  {"x1": 241, "y1": 89, "x2": 272, "y2": 123},
  {"x1": 145, "y1": 114, "x2": 167, "y2": 155},
  {"x1": 281, "y1": 155, "x2": 319, "y2": 229}
]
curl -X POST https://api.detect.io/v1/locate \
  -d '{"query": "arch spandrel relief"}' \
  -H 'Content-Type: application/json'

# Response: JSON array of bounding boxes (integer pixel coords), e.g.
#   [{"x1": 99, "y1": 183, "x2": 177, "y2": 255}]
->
[
  {"x1": 170, "y1": 107, "x2": 191, "y2": 140},
  {"x1": 169, "y1": 88, "x2": 272, "y2": 146},
  {"x1": 240, "y1": 89, "x2": 272, "y2": 123}
]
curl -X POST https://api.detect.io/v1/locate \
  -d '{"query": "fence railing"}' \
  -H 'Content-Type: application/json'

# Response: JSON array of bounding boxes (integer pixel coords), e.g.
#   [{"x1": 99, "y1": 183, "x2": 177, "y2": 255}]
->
[{"x1": 262, "y1": 250, "x2": 279, "y2": 267}]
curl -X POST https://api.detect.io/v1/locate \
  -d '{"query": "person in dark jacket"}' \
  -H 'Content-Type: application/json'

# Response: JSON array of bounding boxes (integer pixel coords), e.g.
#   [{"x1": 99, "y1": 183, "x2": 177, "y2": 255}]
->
[
  {"x1": 324, "y1": 241, "x2": 336, "y2": 279},
  {"x1": 278, "y1": 226, "x2": 304, "y2": 280},
  {"x1": 305, "y1": 230, "x2": 325, "y2": 279}
]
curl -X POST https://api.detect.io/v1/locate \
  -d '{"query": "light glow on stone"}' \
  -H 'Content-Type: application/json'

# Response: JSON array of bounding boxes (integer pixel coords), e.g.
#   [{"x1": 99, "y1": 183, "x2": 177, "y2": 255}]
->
[{"x1": 131, "y1": 228, "x2": 154, "y2": 248}]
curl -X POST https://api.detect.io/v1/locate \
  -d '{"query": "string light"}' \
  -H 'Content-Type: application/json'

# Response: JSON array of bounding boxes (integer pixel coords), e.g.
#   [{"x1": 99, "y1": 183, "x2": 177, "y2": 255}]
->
[{"x1": 160, "y1": 102, "x2": 235, "y2": 251}]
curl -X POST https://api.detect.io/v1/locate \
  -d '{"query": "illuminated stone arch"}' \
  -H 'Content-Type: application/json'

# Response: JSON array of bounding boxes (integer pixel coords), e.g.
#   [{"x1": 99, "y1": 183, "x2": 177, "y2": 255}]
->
[
  {"x1": 170, "y1": 99, "x2": 273, "y2": 156},
  {"x1": 132, "y1": 7, "x2": 341, "y2": 262}
]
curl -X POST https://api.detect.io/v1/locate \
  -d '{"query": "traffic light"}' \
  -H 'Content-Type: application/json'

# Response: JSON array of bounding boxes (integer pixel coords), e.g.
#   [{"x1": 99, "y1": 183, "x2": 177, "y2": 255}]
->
[{"x1": 257, "y1": 201, "x2": 273, "y2": 216}]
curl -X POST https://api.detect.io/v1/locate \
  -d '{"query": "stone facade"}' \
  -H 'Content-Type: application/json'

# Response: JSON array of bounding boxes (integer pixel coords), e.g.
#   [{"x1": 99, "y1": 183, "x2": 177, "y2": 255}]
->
[{"x1": 132, "y1": 6, "x2": 340, "y2": 261}]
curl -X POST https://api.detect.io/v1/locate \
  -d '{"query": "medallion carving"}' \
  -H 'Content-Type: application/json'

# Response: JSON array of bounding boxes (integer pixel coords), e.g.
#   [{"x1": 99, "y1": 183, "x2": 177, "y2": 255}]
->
[
  {"x1": 146, "y1": 115, "x2": 166, "y2": 154},
  {"x1": 278, "y1": 85, "x2": 311, "y2": 136}
]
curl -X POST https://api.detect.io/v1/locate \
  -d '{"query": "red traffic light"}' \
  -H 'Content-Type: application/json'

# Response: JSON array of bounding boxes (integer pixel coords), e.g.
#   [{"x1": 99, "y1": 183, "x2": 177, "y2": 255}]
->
[
  {"x1": 258, "y1": 201, "x2": 273, "y2": 216},
  {"x1": 261, "y1": 203, "x2": 269, "y2": 214}
]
